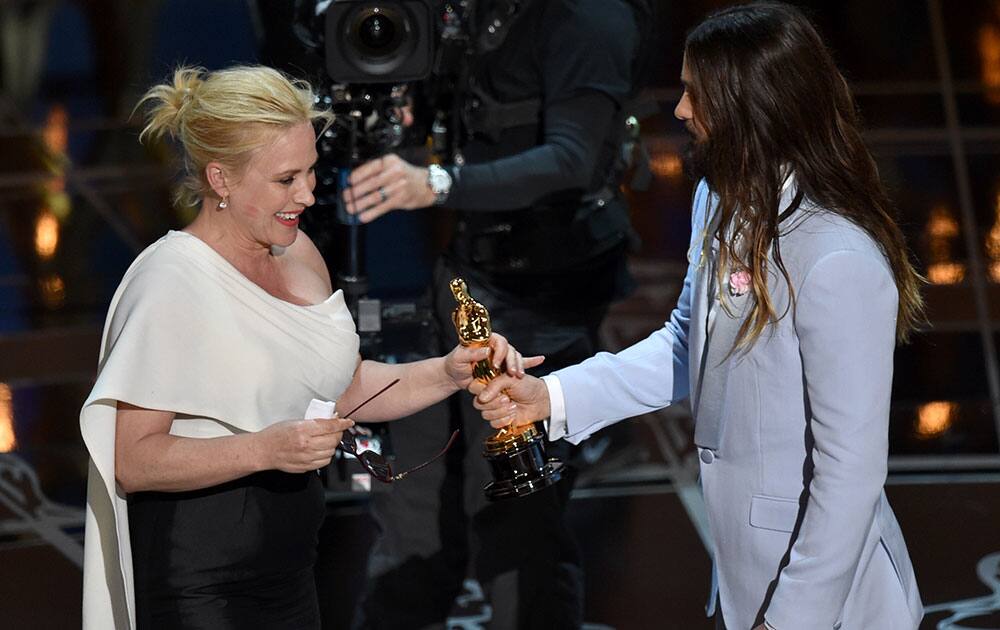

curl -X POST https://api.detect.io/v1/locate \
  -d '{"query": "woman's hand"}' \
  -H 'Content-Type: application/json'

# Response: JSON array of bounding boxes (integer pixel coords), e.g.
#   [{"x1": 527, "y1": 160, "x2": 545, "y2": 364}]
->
[
  {"x1": 443, "y1": 332, "x2": 544, "y2": 391},
  {"x1": 470, "y1": 373, "x2": 551, "y2": 429},
  {"x1": 254, "y1": 416, "x2": 355, "y2": 473}
]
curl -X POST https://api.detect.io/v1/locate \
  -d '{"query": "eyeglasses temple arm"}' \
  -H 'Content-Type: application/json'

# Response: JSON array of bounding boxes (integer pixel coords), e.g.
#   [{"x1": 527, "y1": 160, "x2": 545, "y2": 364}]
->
[
  {"x1": 391, "y1": 429, "x2": 460, "y2": 481},
  {"x1": 342, "y1": 378, "x2": 401, "y2": 418}
]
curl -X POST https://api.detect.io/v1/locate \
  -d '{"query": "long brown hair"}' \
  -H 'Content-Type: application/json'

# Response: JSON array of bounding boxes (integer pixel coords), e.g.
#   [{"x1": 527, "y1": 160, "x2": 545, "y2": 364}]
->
[{"x1": 684, "y1": 2, "x2": 925, "y2": 347}]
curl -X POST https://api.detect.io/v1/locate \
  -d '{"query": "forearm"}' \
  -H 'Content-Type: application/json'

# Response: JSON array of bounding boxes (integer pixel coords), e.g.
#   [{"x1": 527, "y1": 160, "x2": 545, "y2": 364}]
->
[
  {"x1": 340, "y1": 357, "x2": 458, "y2": 422},
  {"x1": 117, "y1": 431, "x2": 264, "y2": 493},
  {"x1": 555, "y1": 322, "x2": 690, "y2": 444},
  {"x1": 445, "y1": 146, "x2": 584, "y2": 210},
  {"x1": 444, "y1": 91, "x2": 615, "y2": 211}
]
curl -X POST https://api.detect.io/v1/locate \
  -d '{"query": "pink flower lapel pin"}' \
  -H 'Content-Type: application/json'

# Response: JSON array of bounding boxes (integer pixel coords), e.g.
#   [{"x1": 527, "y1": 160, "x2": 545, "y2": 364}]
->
[{"x1": 728, "y1": 269, "x2": 751, "y2": 297}]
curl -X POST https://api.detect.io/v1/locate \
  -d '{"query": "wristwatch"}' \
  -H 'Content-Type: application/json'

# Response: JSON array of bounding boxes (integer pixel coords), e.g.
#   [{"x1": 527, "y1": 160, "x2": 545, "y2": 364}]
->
[{"x1": 427, "y1": 163, "x2": 453, "y2": 206}]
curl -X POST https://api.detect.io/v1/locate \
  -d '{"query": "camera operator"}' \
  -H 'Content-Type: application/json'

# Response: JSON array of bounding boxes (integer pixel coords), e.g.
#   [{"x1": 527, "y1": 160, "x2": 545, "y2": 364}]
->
[{"x1": 344, "y1": 1, "x2": 652, "y2": 628}]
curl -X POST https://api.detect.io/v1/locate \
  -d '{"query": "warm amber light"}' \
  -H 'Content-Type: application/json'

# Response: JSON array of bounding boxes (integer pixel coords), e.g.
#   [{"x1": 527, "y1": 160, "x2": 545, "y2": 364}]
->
[
  {"x1": 0, "y1": 383, "x2": 15, "y2": 453},
  {"x1": 927, "y1": 262, "x2": 966, "y2": 285},
  {"x1": 924, "y1": 205, "x2": 963, "y2": 285},
  {"x1": 42, "y1": 104, "x2": 69, "y2": 155},
  {"x1": 916, "y1": 401, "x2": 956, "y2": 439},
  {"x1": 35, "y1": 210, "x2": 59, "y2": 260},
  {"x1": 650, "y1": 152, "x2": 684, "y2": 180},
  {"x1": 980, "y1": 22, "x2": 1000, "y2": 105},
  {"x1": 926, "y1": 205, "x2": 960, "y2": 239},
  {"x1": 988, "y1": 192, "x2": 1000, "y2": 282},
  {"x1": 39, "y1": 273, "x2": 66, "y2": 309}
]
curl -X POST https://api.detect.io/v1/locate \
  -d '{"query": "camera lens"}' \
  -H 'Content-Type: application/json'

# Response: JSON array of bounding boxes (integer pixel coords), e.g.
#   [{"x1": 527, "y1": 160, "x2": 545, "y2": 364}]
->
[
  {"x1": 349, "y1": 6, "x2": 405, "y2": 59},
  {"x1": 327, "y1": 1, "x2": 431, "y2": 82},
  {"x1": 358, "y1": 13, "x2": 396, "y2": 52}
]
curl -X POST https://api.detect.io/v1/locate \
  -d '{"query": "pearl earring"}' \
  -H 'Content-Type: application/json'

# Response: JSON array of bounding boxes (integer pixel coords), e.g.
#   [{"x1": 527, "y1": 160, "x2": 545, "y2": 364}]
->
[{"x1": 218, "y1": 197, "x2": 228, "y2": 209}]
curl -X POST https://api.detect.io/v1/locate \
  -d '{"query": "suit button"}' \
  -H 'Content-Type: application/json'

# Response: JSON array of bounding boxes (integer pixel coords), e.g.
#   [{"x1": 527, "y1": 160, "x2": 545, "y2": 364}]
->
[{"x1": 700, "y1": 449, "x2": 715, "y2": 464}]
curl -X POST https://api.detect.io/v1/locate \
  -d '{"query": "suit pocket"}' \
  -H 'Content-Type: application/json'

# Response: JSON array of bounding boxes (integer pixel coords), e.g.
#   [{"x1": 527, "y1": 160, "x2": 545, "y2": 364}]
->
[
  {"x1": 749, "y1": 494, "x2": 801, "y2": 533},
  {"x1": 878, "y1": 532, "x2": 916, "y2": 600}
]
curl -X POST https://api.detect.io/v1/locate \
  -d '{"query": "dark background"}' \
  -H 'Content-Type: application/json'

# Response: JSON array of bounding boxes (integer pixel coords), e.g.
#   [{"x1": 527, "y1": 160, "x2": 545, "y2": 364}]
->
[{"x1": 1, "y1": 1, "x2": 999, "y2": 628}]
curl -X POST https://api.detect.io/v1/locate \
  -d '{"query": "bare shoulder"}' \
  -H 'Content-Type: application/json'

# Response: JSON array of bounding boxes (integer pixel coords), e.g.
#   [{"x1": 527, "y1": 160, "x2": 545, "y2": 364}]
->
[
  {"x1": 289, "y1": 230, "x2": 331, "y2": 284},
  {"x1": 276, "y1": 230, "x2": 333, "y2": 302}
]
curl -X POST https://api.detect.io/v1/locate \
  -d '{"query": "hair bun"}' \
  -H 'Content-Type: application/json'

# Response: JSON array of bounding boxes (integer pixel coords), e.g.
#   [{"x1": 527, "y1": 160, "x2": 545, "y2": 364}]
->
[{"x1": 171, "y1": 67, "x2": 204, "y2": 112}]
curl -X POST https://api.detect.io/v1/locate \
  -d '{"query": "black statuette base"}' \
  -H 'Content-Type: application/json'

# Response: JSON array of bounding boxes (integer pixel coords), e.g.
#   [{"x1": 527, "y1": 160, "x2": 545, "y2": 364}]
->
[{"x1": 482, "y1": 433, "x2": 564, "y2": 501}]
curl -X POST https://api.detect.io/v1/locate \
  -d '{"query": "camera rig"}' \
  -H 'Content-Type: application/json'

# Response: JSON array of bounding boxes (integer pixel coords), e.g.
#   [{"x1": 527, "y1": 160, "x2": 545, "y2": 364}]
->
[
  {"x1": 289, "y1": 1, "x2": 534, "y2": 313},
  {"x1": 295, "y1": 0, "x2": 535, "y2": 163},
  {"x1": 275, "y1": 0, "x2": 652, "y2": 489}
]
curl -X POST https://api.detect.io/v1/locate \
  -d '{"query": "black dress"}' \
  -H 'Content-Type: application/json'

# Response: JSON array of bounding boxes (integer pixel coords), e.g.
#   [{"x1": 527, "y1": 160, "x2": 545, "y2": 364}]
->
[{"x1": 128, "y1": 469, "x2": 326, "y2": 629}]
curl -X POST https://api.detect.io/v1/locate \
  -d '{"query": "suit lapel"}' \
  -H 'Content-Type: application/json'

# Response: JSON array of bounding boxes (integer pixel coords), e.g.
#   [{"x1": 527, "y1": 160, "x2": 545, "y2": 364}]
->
[
  {"x1": 688, "y1": 196, "x2": 724, "y2": 413},
  {"x1": 692, "y1": 178, "x2": 803, "y2": 451},
  {"x1": 694, "y1": 284, "x2": 751, "y2": 451},
  {"x1": 688, "y1": 246, "x2": 713, "y2": 416}
]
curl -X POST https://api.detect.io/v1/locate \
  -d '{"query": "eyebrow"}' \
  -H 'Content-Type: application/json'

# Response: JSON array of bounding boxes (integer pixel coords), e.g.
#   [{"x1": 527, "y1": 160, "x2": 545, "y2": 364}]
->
[{"x1": 274, "y1": 160, "x2": 318, "y2": 178}]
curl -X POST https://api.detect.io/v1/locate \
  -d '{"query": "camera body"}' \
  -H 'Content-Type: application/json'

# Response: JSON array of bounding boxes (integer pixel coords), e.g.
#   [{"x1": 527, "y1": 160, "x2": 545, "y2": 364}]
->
[{"x1": 325, "y1": 0, "x2": 436, "y2": 83}]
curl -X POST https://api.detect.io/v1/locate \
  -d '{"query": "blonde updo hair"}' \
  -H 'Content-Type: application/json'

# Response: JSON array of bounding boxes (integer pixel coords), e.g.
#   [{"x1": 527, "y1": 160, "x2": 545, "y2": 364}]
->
[{"x1": 135, "y1": 65, "x2": 333, "y2": 208}]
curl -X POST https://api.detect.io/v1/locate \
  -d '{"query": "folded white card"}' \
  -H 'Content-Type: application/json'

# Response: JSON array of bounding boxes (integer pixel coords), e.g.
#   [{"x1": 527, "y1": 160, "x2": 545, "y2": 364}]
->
[{"x1": 305, "y1": 398, "x2": 337, "y2": 419}]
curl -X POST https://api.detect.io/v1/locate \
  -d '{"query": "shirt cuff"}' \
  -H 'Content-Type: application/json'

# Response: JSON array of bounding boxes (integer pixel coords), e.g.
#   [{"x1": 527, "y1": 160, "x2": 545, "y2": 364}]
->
[{"x1": 541, "y1": 375, "x2": 567, "y2": 441}]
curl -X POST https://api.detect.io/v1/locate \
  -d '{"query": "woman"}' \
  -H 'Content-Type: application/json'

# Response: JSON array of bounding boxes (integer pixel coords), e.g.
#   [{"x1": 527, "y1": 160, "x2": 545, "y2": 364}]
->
[{"x1": 79, "y1": 65, "x2": 534, "y2": 630}]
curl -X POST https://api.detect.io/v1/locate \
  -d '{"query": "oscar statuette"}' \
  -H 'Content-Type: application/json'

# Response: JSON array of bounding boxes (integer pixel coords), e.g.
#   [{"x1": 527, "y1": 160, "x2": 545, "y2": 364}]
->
[{"x1": 450, "y1": 278, "x2": 564, "y2": 500}]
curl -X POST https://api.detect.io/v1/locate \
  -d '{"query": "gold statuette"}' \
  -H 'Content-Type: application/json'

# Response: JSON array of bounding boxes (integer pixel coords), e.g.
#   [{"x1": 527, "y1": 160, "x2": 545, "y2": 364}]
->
[{"x1": 450, "y1": 277, "x2": 563, "y2": 500}]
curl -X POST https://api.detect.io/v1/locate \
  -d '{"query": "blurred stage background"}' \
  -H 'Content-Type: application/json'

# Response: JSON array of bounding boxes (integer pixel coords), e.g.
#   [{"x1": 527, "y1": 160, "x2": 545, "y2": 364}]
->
[{"x1": 1, "y1": 0, "x2": 999, "y2": 628}]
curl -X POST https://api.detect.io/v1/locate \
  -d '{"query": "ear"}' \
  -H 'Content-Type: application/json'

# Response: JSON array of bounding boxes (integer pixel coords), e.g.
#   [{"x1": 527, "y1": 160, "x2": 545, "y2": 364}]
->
[{"x1": 205, "y1": 162, "x2": 229, "y2": 200}]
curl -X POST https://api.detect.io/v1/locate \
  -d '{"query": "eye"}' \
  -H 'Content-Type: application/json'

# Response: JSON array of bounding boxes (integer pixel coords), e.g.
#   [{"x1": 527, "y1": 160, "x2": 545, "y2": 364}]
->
[{"x1": 278, "y1": 176, "x2": 294, "y2": 186}]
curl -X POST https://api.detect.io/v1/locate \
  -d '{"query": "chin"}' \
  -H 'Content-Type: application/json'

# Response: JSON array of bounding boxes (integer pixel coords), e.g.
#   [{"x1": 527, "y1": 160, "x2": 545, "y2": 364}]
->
[
  {"x1": 682, "y1": 140, "x2": 708, "y2": 182},
  {"x1": 271, "y1": 227, "x2": 300, "y2": 249}
]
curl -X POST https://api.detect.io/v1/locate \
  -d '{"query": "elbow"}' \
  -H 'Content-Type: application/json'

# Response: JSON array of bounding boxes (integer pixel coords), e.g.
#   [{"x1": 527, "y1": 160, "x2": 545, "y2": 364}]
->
[
  {"x1": 115, "y1": 474, "x2": 139, "y2": 495},
  {"x1": 561, "y1": 158, "x2": 596, "y2": 191},
  {"x1": 565, "y1": 165, "x2": 593, "y2": 191},
  {"x1": 550, "y1": 142, "x2": 598, "y2": 192},
  {"x1": 115, "y1": 452, "x2": 145, "y2": 494},
  {"x1": 815, "y1": 452, "x2": 888, "y2": 505}
]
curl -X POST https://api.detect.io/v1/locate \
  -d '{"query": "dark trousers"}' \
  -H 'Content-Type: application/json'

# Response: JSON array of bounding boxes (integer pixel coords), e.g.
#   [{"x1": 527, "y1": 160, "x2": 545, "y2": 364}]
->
[{"x1": 352, "y1": 261, "x2": 609, "y2": 630}]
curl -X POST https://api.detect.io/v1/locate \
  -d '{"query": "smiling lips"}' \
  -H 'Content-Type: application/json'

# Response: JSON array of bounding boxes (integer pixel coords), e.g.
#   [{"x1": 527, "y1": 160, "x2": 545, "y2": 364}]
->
[{"x1": 275, "y1": 211, "x2": 301, "y2": 226}]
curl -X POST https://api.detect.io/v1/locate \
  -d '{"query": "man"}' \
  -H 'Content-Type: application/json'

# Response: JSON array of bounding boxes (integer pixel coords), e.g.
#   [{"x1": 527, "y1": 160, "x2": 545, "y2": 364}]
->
[
  {"x1": 341, "y1": 1, "x2": 653, "y2": 628},
  {"x1": 473, "y1": 3, "x2": 925, "y2": 629}
]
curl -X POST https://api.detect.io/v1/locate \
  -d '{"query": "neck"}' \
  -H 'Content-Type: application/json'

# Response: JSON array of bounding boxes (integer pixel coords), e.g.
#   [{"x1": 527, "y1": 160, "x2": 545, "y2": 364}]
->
[{"x1": 184, "y1": 202, "x2": 275, "y2": 275}]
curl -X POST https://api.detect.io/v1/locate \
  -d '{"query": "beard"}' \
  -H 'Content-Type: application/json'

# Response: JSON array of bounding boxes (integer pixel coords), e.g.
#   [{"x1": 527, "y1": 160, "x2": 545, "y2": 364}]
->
[{"x1": 681, "y1": 135, "x2": 709, "y2": 183}]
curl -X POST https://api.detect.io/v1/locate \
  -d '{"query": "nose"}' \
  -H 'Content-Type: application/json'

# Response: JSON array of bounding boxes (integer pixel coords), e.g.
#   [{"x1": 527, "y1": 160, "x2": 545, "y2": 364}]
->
[
  {"x1": 296, "y1": 174, "x2": 316, "y2": 208},
  {"x1": 674, "y1": 93, "x2": 690, "y2": 122},
  {"x1": 295, "y1": 186, "x2": 315, "y2": 208}
]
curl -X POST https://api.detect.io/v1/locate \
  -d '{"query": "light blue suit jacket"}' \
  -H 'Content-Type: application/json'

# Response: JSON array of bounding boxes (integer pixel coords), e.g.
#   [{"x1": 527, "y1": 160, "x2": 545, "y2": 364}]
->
[{"x1": 553, "y1": 180, "x2": 923, "y2": 629}]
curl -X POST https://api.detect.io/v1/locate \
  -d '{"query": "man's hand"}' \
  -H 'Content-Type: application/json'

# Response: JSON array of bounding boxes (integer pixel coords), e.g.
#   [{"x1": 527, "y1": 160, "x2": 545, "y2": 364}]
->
[
  {"x1": 444, "y1": 332, "x2": 544, "y2": 391},
  {"x1": 471, "y1": 373, "x2": 551, "y2": 429},
  {"x1": 342, "y1": 154, "x2": 436, "y2": 222}
]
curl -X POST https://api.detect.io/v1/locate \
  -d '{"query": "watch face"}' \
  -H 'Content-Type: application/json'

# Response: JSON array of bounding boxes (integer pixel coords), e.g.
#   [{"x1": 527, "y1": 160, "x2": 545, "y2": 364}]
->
[{"x1": 429, "y1": 165, "x2": 451, "y2": 194}]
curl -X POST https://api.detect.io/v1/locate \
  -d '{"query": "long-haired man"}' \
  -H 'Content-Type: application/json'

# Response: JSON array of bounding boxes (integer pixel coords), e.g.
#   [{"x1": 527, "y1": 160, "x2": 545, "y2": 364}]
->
[{"x1": 472, "y1": 3, "x2": 925, "y2": 628}]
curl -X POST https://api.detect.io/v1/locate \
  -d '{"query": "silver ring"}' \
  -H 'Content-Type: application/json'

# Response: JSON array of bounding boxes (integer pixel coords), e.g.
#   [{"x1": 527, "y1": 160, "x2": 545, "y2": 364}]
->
[{"x1": 378, "y1": 187, "x2": 388, "y2": 203}]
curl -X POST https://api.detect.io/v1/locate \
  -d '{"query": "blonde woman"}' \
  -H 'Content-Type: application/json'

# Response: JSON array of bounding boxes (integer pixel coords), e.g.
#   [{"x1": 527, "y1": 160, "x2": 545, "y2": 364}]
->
[{"x1": 80, "y1": 65, "x2": 533, "y2": 630}]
